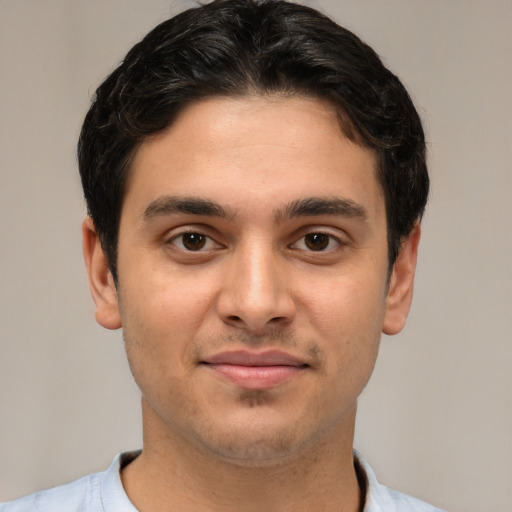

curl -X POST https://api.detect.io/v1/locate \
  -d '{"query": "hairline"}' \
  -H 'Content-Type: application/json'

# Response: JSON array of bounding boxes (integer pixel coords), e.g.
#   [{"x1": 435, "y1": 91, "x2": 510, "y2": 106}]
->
[{"x1": 105, "y1": 90, "x2": 399, "y2": 285}]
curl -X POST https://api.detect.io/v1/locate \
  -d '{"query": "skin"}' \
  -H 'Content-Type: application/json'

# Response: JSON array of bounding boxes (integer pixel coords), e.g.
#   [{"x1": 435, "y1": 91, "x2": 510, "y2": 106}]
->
[{"x1": 83, "y1": 96, "x2": 420, "y2": 512}]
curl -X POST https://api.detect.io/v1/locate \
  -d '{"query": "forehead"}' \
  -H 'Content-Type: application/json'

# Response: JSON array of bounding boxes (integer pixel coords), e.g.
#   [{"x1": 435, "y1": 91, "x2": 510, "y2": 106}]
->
[{"x1": 123, "y1": 95, "x2": 383, "y2": 222}]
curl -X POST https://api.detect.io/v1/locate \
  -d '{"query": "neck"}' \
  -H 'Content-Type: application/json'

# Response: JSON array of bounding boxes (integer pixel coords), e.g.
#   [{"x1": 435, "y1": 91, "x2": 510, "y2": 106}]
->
[{"x1": 121, "y1": 403, "x2": 362, "y2": 512}]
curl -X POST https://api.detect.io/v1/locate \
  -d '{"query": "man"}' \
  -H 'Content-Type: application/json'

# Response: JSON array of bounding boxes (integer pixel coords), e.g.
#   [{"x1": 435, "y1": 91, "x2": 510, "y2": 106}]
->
[{"x1": 1, "y1": 1, "x2": 443, "y2": 511}]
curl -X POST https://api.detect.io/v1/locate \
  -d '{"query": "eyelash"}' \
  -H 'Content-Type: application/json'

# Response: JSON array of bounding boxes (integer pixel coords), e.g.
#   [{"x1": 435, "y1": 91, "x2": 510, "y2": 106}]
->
[
  {"x1": 168, "y1": 231, "x2": 221, "y2": 252},
  {"x1": 167, "y1": 230, "x2": 342, "y2": 253},
  {"x1": 290, "y1": 232, "x2": 341, "y2": 252}
]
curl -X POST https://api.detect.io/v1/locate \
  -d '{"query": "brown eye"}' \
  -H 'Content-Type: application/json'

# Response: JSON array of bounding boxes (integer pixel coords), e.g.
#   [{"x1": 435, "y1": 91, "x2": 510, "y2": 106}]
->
[
  {"x1": 180, "y1": 233, "x2": 207, "y2": 251},
  {"x1": 304, "y1": 233, "x2": 330, "y2": 251}
]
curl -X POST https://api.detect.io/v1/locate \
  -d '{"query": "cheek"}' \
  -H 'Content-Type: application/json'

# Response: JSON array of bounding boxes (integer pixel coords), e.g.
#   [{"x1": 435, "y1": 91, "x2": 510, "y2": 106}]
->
[
  {"x1": 120, "y1": 254, "x2": 215, "y2": 329},
  {"x1": 301, "y1": 270, "x2": 385, "y2": 377},
  {"x1": 117, "y1": 260, "x2": 224, "y2": 385},
  {"x1": 304, "y1": 267, "x2": 387, "y2": 331},
  {"x1": 119, "y1": 293, "x2": 202, "y2": 422}
]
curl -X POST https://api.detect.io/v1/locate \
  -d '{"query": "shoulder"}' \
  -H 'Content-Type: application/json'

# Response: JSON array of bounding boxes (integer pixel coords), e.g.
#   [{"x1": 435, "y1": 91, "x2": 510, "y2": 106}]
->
[
  {"x1": 0, "y1": 472, "x2": 102, "y2": 512},
  {"x1": 0, "y1": 452, "x2": 139, "y2": 512},
  {"x1": 355, "y1": 451, "x2": 446, "y2": 512}
]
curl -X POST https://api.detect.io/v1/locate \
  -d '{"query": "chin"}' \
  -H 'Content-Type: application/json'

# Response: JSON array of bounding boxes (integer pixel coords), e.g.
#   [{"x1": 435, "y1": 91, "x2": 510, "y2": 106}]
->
[
  {"x1": 200, "y1": 433, "x2": 301, "y2": 467},
  {"x1": 191, "y1": 410, "x2": 337, "y2": 468}
]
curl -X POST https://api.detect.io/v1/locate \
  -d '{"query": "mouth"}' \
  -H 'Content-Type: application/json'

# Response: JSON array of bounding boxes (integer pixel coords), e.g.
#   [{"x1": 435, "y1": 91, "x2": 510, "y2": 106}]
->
[{"x1": 200, "y1": 350, "x2": 309, "y2": 390}]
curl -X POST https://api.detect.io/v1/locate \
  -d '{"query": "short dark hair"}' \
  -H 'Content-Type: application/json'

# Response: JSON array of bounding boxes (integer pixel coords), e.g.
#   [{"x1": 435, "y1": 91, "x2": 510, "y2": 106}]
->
[{"x1": 78, "y1": 0, "x2": 428, "y2": 282}]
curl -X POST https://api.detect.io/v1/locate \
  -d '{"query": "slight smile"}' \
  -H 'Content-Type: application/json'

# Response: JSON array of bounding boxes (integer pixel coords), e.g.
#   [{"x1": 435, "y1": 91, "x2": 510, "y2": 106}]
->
[{"x1": 201, "y1": 350, "x2": 310, "y2": 390}]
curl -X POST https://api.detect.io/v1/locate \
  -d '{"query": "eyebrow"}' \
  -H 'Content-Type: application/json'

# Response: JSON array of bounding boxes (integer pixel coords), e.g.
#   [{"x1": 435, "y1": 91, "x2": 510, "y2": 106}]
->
[
  {"x1": 274, "y1": 197, "x2": 368, "y2": 223},
  {"x1": 142, "y1": 195, "x2": 367, "y2": 224},
  {"x1": 142, "y1": 196, "x2": 234, "y2": 222}
]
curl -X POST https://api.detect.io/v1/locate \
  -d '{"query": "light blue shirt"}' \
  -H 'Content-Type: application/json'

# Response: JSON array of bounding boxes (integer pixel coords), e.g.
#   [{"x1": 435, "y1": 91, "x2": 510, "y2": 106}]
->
[{"x1": 0, "y1": 451, "x2": 445, "y2": 511}]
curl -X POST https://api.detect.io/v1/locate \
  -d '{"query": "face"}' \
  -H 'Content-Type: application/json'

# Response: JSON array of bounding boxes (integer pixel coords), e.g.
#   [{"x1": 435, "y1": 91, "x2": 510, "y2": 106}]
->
[{"x1": 84, "y1": 96, "x2": 419, "y2": 466}]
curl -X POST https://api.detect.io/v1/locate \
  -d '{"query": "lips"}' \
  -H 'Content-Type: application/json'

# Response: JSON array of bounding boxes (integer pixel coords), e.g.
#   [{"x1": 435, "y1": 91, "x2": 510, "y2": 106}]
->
[{"x1": 201, "y1": 350, "x2": 309, "y2": 390}]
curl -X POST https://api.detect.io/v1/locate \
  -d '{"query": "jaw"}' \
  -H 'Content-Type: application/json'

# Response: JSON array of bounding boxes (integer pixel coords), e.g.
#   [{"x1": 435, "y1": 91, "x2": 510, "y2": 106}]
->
[{"x1": 138, "y1": 380, "x2": 359, "y2": 468}]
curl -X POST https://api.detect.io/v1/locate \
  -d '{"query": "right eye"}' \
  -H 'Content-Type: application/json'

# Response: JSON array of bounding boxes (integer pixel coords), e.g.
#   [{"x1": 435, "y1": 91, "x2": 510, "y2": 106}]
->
[{"x1": 169, "y1": 232, "x2": 218, "y2": 251}]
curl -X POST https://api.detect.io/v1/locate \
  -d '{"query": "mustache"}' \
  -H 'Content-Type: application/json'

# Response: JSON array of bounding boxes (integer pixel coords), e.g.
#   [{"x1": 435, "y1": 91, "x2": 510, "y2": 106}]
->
[{"x1": 190, "y1": 329, "x2": 324, "y2": 366}]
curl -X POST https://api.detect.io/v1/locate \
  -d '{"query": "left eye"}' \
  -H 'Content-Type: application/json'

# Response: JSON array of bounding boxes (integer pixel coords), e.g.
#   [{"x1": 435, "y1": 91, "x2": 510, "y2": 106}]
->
[
  {"x1": 292, "y1": 233, "x2": 340, "y2": 251},
  {"x1": 170, "y1": 232, "x2": 218, "y2": 251}
]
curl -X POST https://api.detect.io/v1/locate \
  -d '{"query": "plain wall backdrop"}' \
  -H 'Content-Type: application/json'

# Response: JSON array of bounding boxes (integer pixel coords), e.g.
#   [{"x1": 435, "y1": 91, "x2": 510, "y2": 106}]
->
[{"x1": 1, "y1": 1, "x2": 511, "y2": 510}]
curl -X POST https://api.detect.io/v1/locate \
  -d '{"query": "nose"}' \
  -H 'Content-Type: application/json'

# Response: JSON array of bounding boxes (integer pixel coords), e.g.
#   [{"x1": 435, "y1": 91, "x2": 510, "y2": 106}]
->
[{"x1": 217, "y1": 242, "x2": 296, "y2": 334}]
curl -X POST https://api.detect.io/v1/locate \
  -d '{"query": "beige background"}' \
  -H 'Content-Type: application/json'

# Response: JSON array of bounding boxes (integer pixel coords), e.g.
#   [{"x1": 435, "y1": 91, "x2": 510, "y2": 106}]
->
[{"x1": 1, "y1": 1, "x2": 511, "y2": 510}]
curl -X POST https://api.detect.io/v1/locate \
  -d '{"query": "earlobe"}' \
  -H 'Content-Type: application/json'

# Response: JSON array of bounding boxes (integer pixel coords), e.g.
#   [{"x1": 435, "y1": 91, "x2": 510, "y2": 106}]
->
[
  {"x1": 382, "y1": 222, "x2": 421, "y2": 336},
  {"x1": 82, "y1": 217, "x2": 122, "y2": 330}
]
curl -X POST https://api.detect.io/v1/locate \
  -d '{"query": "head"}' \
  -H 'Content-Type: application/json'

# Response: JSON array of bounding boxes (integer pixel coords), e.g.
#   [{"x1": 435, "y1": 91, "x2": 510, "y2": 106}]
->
[
  {"x1": 78, "y1": 0, "x2": 428, "y2": 285},
  {"x1": 80, "y1": 0, "x2": 428, "y2": 467}
]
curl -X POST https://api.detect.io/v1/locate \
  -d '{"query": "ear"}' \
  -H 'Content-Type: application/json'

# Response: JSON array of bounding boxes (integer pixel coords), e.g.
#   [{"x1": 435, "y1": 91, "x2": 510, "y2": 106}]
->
[
  {"x1": 382, "y1": 222, "x2": 421, "y2": 335},
  {"x1": 82, "y1": 217, "x2": 122, "y2": 330}
]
